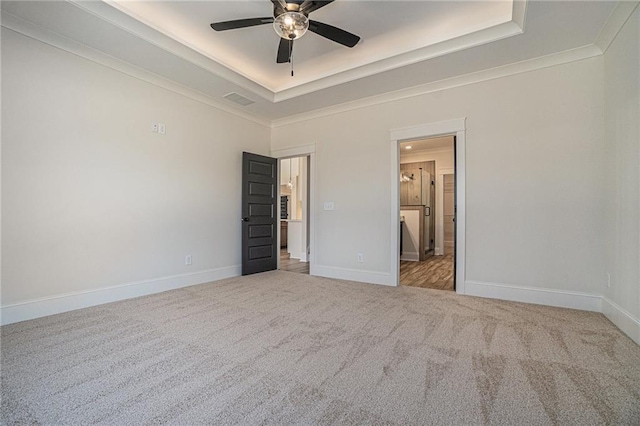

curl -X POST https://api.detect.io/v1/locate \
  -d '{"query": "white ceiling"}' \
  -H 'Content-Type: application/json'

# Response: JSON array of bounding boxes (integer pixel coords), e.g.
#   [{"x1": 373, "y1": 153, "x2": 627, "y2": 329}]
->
[{"x1": 0, "y1": 1, "x2": 622, "y2": 122}]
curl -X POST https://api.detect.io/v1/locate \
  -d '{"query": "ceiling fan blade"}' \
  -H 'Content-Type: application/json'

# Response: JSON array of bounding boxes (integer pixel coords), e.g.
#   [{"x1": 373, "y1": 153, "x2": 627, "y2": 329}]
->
[
  {"x1": 308, "y1": 20, "x2": 360, "y2": 47},
  {"x1": 210, "y1": 17, "x2": 273, "y2": 31},
  {"x1": 270, "y1": 0, "x2": 287, "y2": 15},
  {"x1": 299, "y1": 1, "x2": 335, "y2": 14},
  {"x1": 277, "y1": 38, "x2": 293, "y2": 63}
]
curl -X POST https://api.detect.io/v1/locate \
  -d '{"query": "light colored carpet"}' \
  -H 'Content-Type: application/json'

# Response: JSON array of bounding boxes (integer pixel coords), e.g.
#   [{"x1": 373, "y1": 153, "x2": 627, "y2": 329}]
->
[{"x1": 2, "y1": 271, "x2": 639, "y2": 425}]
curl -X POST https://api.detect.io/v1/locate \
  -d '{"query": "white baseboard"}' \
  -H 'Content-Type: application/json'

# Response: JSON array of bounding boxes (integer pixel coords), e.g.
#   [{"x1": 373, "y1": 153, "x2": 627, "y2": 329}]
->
[
  {"x1": 5, "y1": 266, "x2": 637, "y2": 345},
  {"x1": 400, "y1": 252, "x2": 419, "y2": 262},
  {"x1": 0, "y1": 265, "x2": 241, "y2": 326},
  {"x1": 312, "y1": 265, "x2": 394, "y2": 287},
  {"x1": 464, "y1": 280, "x2": 602, "y2": 312},
  {"x1": 602, "y1": 297, "x2": 640, "y2": 345},
  {"x1": 290, "y1": 252, "x2": 308, "y2": 262}
]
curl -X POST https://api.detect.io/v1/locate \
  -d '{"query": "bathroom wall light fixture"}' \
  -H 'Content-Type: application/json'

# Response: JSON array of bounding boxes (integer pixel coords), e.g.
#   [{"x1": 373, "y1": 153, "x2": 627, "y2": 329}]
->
[{"x1": 400, "y1": 172, "x2": 414, "y2": 182}]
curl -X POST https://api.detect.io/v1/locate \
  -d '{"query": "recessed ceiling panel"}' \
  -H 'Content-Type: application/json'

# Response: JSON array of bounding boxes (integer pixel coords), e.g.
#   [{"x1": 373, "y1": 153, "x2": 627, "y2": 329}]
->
[{"x1": 110, "y1": 0, "x2": 514, "y2": 92}]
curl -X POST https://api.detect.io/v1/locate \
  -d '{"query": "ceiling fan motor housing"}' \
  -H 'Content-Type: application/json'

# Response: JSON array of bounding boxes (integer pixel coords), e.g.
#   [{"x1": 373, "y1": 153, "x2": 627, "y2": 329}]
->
[{"x1": 273, "y1": 10, "x2": 309, "y2": 40}]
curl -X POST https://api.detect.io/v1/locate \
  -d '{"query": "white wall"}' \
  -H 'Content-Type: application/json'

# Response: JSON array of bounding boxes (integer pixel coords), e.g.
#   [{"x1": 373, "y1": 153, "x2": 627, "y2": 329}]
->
[
  {"x1": 603, "y1": 6, "x2": 640, "y2": 344},
  {"x1": 1, "y1": 29, "x2": 271, "y2": 319},
  {"x1": 272, "y1": 56, "x2": 606, "y2": 299}
]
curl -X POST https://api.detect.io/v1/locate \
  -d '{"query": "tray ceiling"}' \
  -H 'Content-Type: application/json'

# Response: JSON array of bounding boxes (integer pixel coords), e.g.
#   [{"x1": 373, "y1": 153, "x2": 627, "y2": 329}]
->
[
  {"x1": 0, "y1": 1, "x2": 624, "y2": 122},
  {"x1": 108, "y1": 1, "x2": 515, "y2": 93}
]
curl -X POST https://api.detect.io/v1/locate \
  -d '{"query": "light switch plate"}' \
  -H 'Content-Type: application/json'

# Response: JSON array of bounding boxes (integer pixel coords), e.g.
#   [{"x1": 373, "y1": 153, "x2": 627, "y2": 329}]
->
[{"x1": 323, "y1": 202, "x2": 334, "y2": 211}]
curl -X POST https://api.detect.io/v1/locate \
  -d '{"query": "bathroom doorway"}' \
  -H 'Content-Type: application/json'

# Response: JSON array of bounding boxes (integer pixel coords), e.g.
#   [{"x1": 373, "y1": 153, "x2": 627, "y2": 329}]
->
[{"x1": 399, "y1": 136, "x2": 455, "y2": 290}]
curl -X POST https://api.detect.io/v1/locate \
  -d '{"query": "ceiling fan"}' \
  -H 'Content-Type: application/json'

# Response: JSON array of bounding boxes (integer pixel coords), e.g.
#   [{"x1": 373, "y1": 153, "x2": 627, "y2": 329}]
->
[{"x1": 210, "y1": 0, "x2": 360, "y2": 67}]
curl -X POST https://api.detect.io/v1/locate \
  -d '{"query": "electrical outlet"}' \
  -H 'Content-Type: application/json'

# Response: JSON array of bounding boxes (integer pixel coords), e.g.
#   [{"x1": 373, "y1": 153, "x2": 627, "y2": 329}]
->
[
  {"x1": 357, "y1": 253, "x2": 364, "y2": 263},
  {"x1": 151, "y1": 123, "x2": 158, "y2": 133},
  {"x1": 185, "y1": 255, "x2": 192, "y2": 266},
  {"x1": 158, "y1": 123, "x2": 166, "y2": 134},
  {"x1": 606, "y1": 272, "x2": 611, "y2": 288}
]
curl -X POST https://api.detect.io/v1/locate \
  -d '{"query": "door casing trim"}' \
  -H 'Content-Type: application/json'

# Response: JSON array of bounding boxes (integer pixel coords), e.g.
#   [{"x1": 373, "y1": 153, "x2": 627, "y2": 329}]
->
[
  {"x1": 271, "y1": 144, "x2": 316, "y2": 273},
  {"x1": 390, "y1": 119, "x2": 466, "y2": 293}
]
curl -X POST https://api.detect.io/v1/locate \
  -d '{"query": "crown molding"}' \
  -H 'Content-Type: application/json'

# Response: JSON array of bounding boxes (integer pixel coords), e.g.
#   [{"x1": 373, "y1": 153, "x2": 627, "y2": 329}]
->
[
  {"x1": 1, "y1": 11, "x2": 272, "y2": 128},
  {"x1": 594, "y1": 0, "x2": 639, "y2": 54},
  {"x1": 73, "y1": 0, "x2": 275, "y2": 101},
  {"x1": 274, "y1": 0, "x2": 529, "y2": 102},
  {"x1": 271, "y1": 44, "x2": 602, "y2": 128},
  {"x1": 512, "y1": 0, "x2": 528, "y2": 31},
  {"x1": 3, "y1": 0, "x2": 625, "y2": 130},
  {"x1": 74, "y1": 0, "x2": 527, "y2": 102},
  {"x1": 273, "y1": 18, "x2": 525, "y2": 102}
]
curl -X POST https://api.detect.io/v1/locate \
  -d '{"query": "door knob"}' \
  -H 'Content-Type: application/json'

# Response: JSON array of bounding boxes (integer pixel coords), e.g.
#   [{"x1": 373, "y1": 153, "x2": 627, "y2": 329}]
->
[{"x1": 242, "y1": 217, "x2": 249, "y2": 222}]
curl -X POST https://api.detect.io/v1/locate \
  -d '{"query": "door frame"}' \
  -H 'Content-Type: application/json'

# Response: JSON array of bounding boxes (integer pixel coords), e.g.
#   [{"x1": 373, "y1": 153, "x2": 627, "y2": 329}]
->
[
  {"x1": 437, "y1": 167, "x2": 455, "y2": 256},
  {"x1": 271, "y1": 144, "x2": 316, "y2": 274},
  {"x1": 390, "y1": 119, "x2": 466, "y2": 294}
]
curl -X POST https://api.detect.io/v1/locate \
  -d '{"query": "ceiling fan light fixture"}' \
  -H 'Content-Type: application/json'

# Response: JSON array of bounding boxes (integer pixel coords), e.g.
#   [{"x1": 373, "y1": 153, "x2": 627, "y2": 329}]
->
[{"x1": 273, "y1": 11, "x2": 308, "y2": 40}]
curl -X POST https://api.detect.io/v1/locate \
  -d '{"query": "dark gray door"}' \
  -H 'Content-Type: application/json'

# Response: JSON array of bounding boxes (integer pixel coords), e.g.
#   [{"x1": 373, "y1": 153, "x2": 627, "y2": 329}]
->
[
  {"x1": 452, "y1": 136, "x2": 457, "y2": 291},
  {"x1": 242, "y1": 152, "x2": 278, "y2": 275}
]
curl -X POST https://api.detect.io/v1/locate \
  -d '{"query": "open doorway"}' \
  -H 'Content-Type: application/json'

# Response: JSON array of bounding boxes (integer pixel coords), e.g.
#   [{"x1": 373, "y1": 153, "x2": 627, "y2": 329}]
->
[
  {"x1": 399, "y1": 136, "x2": 455, "y2": 290},
  {"x1": 279, "y1": 156, "x2": 310, "y2": 274}
]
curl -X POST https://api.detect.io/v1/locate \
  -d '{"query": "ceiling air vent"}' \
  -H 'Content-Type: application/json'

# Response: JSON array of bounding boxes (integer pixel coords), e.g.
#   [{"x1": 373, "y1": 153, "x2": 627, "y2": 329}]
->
[{"x1": 223, "y1": 92, "x2": 255, "y2": 107}]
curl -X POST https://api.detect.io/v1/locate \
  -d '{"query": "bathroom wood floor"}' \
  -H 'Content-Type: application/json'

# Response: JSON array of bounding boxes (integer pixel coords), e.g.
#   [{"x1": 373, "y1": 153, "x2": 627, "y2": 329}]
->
[
  {"x1": 400, "y1": 254, "x2": 454, "y2": 291},
  {"x1": 279, "y1": 249, "x2": 309, "y2": 274}
]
